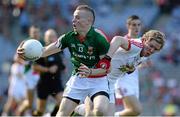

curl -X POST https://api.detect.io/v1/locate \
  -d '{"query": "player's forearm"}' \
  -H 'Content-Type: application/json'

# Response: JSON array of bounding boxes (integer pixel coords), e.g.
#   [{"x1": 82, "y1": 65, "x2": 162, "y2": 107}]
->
[
  {"x1": 89, "y1": 68, "x2": 107, "y2": 76},
  {"x1": 107, "y1": 36, "x2": 128, "y2": 57},
  {"x1": 41, "y1": 43, "x2": 61, "y2": 57},
  {"x1": 107, "y1": 36, "x2": 122, "y2": 57},
  {"x1": 78, "y1": 63, "x2": 109, "y2": 78}
]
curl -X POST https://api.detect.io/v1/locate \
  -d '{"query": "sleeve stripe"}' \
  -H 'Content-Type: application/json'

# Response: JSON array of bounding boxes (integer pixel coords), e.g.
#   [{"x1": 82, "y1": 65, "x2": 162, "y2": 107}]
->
[
  {"x1": 95, "y1": 29, "x2": 110, "y2": 42},
  {"x1": 127, "y1": 39, "x2": 131, "y2": 50},
  {"x1": 121, "y1": 39, "x2": 131, "y2": 51}
]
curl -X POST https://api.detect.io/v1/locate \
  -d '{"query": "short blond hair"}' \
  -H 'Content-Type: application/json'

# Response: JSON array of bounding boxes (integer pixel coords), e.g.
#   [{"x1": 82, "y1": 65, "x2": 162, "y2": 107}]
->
[
  {"x1": 76, "y1": 5, "x2": 95, "y2": 24},
  {"x1": 142, "y1": 30, "x2": 165, "y2": 50}
]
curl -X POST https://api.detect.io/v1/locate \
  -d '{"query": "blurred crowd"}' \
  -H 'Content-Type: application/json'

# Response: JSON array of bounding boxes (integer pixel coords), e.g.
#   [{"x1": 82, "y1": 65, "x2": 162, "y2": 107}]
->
[{"x1": 0, "y1": 0, "x2": 180, "y2": 116}]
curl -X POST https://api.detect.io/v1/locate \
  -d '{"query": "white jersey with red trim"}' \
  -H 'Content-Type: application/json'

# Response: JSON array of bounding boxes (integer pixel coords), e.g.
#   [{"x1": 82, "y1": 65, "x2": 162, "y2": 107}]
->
[
  {"x1": 108, "y1": 38, "x2": 147, "y2": 103},
  {"x1": 9, "y1": 63, "x2": 27, "y2": 101},
  {"x1": 108, "y1": 38, "x2": 145, "y2": 83}
]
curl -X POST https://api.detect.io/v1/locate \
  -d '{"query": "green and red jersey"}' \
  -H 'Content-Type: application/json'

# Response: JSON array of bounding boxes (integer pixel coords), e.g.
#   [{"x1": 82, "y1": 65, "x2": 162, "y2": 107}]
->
[{"x1": 56, "y1": 27, "x2": 110, "y2": 74}]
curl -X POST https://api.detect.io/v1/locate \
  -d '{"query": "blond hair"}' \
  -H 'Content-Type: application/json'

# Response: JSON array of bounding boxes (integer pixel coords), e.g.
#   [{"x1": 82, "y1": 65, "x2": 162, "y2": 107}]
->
[
  {"x1": 142, "y1": 30, "x2": 165, "y2": 50},
  {"x1": 76, "y1": 5, "x2": 95, "y2": 24}
]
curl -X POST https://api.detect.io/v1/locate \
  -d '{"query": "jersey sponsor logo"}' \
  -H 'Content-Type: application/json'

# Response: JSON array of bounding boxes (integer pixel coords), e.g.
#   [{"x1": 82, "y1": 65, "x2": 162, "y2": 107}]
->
[
  {"x1": 72, "y1": 52, "x2": 96, "y2": 60},
  {"x1": 118, "y1": 56, "x2": 142, "y2": 73},
  {"x1": 87, "y1": 46, "x2": 93, "y2": 55},
  {"x1": 118, "y1": 64, "x2": 135, "y2": 74}
]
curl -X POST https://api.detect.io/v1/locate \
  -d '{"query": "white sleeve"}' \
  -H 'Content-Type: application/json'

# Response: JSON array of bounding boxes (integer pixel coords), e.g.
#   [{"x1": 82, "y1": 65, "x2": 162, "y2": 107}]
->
[{"x1": 55, "y1": 34, "x2": 65, "y2": 49}]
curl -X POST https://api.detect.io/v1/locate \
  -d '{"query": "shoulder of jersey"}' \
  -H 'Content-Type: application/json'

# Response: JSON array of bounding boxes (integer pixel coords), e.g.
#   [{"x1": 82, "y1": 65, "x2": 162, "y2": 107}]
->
[{"x1": 129, "y1": 38, "x2": 143, "y2": 48}]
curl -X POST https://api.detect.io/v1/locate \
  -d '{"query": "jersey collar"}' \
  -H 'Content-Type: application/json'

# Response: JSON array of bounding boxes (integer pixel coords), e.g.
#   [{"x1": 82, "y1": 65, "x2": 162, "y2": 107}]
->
[
  {"x1": 73, "y1": 27, "x2": 95, "y2": 42},
  {"x1": 72, "y1": 27, "x2": 94, "y2": 37}
]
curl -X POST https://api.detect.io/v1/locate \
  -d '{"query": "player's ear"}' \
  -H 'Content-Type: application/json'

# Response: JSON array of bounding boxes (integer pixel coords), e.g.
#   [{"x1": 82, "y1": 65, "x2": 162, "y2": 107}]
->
[{"x1": 88, "y1": 17, "x2": 93, "y2": 25}]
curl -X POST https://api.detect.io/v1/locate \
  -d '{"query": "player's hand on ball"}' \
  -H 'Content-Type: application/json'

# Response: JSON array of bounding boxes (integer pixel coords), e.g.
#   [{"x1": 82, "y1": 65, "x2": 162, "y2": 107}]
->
[
  {"x1": 17, "y1": 39, "x2": 43, "y2": 61},
  {"x1": 17, "y1": 41, "x2": 26, "y2": 60},
  {"x1": 78, "y1": 63, "x2": 91, "y2": 78}
]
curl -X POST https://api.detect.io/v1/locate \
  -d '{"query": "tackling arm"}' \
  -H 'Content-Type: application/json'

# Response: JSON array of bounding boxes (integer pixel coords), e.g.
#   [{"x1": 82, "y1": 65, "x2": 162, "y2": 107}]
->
[
  {"x1": 78, "y1": 63, "x2": 109, "y2": 78},
  {"x1": 106, "y1": 36, "x2": 130, "y2": 58},
  {"x1": 86, "y1": 36, "x2": 130, "y2": 78},
  {"x1": 78, "y1": 55, "x2": 111, "y2": 78},
  {"x1": 77, "y1": 36, "x2": 130, "y2": 78}
]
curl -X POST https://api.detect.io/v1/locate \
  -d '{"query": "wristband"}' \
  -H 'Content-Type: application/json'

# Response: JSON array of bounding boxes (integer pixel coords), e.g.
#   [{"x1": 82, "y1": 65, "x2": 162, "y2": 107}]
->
[{"x1": 96, "y1": 55, "x2": 111, "y2": 70}]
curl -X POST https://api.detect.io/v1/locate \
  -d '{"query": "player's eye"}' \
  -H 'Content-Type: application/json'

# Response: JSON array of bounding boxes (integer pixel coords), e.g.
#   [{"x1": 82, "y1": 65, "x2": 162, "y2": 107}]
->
[
  {"x1": 149, "y1": 44, "x2": 159, "y2": 51},
  {"x1": 132, "y1": 24, "x2": 136, "y2": 27}
]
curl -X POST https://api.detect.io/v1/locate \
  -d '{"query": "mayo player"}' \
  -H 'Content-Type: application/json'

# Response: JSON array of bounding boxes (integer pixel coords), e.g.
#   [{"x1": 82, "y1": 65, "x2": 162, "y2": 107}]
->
[
  {"x1": 17, "y1": 5, "x2": 111, "y2": 116},
  {"x1": 72, "y1": 15, "x2": 143, "y2": 116}
]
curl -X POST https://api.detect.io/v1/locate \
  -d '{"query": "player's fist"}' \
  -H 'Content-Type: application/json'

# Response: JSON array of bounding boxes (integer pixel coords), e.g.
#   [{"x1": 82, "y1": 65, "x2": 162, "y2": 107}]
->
[
  {"x1": 96, "y1": 55, "x2": 111, "y2": 70},
  {"x1": 78, "y1": 63, "x2": 91, "y2": 78}
]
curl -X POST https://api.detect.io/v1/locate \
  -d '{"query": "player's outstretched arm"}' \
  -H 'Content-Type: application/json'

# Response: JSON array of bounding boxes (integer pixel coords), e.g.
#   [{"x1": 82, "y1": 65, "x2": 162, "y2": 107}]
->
[
  {"x1": 41, "y1": 42, "x2": 61, "y2": 57},
  {"x1": 106, "y1": 36, "x2": 129, "y2": 58},
  {"x1": 16, "y1": 41, "x2": 61, "y2": 59},
  {"x1": 42, "y1": 34, "x2": 66, "y2": 57}
]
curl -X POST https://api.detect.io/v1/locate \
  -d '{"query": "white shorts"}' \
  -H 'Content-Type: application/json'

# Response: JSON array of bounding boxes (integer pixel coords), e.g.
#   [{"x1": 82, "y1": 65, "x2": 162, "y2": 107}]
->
[
  {"x1": 8, "y1": 79, "x2": 27, "y2": 102},
  {"x1": 108, "y1": 79, "x2": 116, "y2": 104},
  {"x1": 63, "y1": 75, "x2": 109, "y2": 102},
  {"x1": 115, "y1": 69, "x2": 139, "y2": 99},
  {"x1": 25, "y1": 70, "x2": 40, "y2": 89},
  {"x1": 108, "y1": 69, "x2": 139, "y2": 103}
]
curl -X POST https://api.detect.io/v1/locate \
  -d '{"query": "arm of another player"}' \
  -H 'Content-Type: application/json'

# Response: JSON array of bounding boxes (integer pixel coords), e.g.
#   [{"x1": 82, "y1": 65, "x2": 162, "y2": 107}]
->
[
  {"x1": 106, "y1": 36, "x2": 130, "y2": 58},
  {"x1": 82, "y1": 36, "x2": 130, "y2": 77},
  {"x1": 78, "y1": 63, "x2": 110, "y2": 78}
]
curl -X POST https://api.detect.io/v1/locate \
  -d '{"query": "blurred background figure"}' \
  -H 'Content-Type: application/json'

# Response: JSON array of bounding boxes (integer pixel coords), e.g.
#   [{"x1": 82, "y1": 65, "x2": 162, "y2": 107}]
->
[
  {"x1": 16, "y1": 25, "x2": 42, "y2": 116},
  {"x1": 1, "y1": 54, "x2": 26, "y2": 116},
  {"x1": 32, "y1": 29, "x2": 65, "y2": 116},
  {"x1": 0, "y1": 0, "x2": 180, "y2": 116}
]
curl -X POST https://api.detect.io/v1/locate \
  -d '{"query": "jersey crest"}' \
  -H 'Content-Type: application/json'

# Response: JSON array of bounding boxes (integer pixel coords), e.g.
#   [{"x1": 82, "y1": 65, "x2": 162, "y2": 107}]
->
[{"x1": 87, "y1": 46, "x2": 93, "y2": 55}]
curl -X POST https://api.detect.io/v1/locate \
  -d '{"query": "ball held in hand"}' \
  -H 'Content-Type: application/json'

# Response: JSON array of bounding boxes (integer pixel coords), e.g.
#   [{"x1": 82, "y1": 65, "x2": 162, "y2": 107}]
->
[{"x1": 22, "y1": 39, "x2": 43, "y2": 61}]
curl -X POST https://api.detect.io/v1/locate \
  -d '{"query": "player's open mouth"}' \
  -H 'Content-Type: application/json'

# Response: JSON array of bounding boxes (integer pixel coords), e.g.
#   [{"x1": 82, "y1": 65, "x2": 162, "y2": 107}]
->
[
  {"x1": 146, "y1": 51, "x2": 151, "y2": 56},
  {"x1": 73, "y1": 24, "x2": 76, "y2": 28}
]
